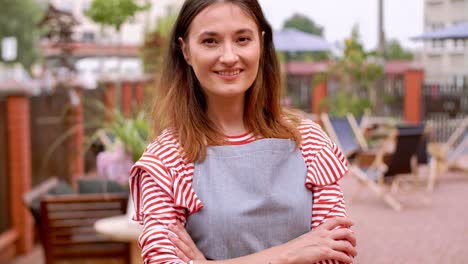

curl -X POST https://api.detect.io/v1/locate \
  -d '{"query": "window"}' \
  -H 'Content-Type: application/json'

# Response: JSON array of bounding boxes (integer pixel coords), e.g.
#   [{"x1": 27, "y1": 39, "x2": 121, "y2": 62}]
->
[
  {"x1": 82, "y1": 32, "x2": 95, "y2": 43},
  {"x1": 426, "y1": 0, "x2": 444, "y2": 6},
  {"x1": 432, "y1": 39, "x2": 445, "y2": 48}
]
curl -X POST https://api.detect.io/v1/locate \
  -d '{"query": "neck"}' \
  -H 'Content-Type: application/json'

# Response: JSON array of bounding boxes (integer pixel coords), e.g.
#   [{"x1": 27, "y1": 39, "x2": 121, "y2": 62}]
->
[{"x1": 206, "y1": 95, "x2": 247, "y2": 136}]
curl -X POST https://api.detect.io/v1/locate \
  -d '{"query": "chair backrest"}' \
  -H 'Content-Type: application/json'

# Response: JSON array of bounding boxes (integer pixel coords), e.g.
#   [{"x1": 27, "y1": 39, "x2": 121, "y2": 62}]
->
[
  {"x1": 40, "y1": 193, "x2": 130, "y2": 264},
  {"x1": 446, "y1": 117, "x2": 468, "y2": 148},
  {"x1": 23, "y1": 178, "x2": 75, "y2": 226},
  {"x1": 447, "y1": 131, "x2": 468, "y2": 162},
  {"x1": 384, "y1": 125, "x2": 424, "y2": 177},
  {"x1": 77, "y1": 177, "x2": 128, "y2": 194},
  {"x1": 321, "y1": 113, "x2": 361, "y2": 158}
]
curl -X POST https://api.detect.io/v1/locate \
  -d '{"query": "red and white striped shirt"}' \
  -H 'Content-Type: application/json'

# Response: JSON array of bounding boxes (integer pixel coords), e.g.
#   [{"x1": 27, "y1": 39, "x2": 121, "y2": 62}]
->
[{"x1": 130, "y1": 118, "x2": 350, "y2": 264}]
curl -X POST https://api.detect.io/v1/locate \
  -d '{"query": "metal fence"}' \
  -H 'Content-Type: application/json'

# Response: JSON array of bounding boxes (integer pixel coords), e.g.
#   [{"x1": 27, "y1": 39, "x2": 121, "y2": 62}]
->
[{"x1": 422, "y1": 83, "x2": 468, "y2": 142}]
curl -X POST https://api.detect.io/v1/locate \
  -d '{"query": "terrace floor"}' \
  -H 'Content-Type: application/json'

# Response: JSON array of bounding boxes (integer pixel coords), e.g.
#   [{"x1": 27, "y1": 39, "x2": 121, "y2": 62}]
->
[{"x1": 7, "y1": 167, "x2": 468, "y2": 264}]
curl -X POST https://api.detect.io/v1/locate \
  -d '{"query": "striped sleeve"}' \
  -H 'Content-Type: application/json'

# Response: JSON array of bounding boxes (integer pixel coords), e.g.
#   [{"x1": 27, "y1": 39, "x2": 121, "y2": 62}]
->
[
  {"x1": 299, "y1": 119, "x2": 352, "y2": 264},
  {"x1": 129, "y1": 131, "x2": 202, "y2": 264},
  {"x1": 138, "y1": 172, "x2": 187, "y2": 264}
]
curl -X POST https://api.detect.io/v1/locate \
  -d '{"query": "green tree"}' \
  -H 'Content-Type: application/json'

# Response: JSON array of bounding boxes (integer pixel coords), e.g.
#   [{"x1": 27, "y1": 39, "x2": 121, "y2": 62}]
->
[
  {"x1": 0, "y1": 0, "x2": 44, "y2": 70},
  {"x1": 85, "y1": 0, "x2": 150, "y2": 32},
  {"x1": 384, "y1": 39, "x2": 414, "y2": 60},
  {"x1": 283, "y1": 13, "x2": 323, "y2": 36},
  {"x1": 282, "y1": 13, "x2": 329, "y2": 61},
  {"x1": 322, "y1": 25, "x2": 383, "y2": 116}
]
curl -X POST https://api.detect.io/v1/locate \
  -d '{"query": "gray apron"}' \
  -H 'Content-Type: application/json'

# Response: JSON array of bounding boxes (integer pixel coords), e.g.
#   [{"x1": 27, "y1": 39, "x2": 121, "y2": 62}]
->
[{"x1": 185, "y1": 138, "x2": 312, "y2": 260}]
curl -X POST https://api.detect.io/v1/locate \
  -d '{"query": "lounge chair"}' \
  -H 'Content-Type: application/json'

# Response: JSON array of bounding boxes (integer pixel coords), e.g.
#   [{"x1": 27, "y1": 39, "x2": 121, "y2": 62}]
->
[
  {"x1": 321, "y1": 113, "x2": 425, "y2": 211},
  {"x1": 427, "y1": 117, "x2": 468, "y2": 192}
]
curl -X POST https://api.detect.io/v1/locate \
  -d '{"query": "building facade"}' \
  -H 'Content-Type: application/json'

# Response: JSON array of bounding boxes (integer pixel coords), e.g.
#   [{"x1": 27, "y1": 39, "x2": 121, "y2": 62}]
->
[{"x1": 421, "y1": 0, "x2": 468, "y2": 84}]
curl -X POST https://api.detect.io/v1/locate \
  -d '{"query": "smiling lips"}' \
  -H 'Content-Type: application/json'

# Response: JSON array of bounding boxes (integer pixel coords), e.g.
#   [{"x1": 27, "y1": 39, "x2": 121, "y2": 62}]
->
[{"x1": 215, "y1": 69, "x2": 242, "y2": 80}]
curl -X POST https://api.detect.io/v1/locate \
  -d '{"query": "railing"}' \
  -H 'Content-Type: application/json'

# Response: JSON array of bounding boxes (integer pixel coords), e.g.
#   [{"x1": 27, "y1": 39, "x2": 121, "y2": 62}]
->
[{"x1": 422, "y1": 83, "x2": 468, "y2": 142}]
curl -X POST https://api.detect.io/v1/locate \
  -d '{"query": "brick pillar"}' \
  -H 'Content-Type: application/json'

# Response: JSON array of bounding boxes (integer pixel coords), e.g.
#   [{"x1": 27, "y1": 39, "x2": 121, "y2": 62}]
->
[
  {"x1": 103, "y1": 81, "x2": 116, "y2": 122},
  {"x1": 312, "y1": 77, "x2": 327, "y2": 115},
  {"x1": 134, "y1": 81, "x2": 144, "y2": 113},
  {"x1": 122, "y1": 81, "x2": 132, "y2": 118},
  {"x1": 6, "y1": 95, "x2": 33, "y2": 254},
  {"x1": 66, "y1": 88, "x2": 84, "y2": 183},
  {"x1": 404, "y1": 69, "x2": 424, "y2": 124}
]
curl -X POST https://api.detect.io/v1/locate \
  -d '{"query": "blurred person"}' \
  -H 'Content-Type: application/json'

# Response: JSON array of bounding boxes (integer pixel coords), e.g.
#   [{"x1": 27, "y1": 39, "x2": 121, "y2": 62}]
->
[{"x1": 129, "y1": 0, "x2": 356, "y2": 263}]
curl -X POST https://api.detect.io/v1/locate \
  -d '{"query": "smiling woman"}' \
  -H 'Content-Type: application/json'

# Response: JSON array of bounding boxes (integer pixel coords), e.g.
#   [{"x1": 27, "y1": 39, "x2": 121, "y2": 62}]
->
[{"x1": 129, "y1": 1, "x2": 356, "y2": 264}]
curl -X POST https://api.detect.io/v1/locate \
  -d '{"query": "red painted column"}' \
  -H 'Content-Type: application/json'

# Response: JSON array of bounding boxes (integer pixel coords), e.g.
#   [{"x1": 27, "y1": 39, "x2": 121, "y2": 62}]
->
[
  {"x1": 312, "y1": 78, "x2": 327, "y2": 115},
  {"x1": 6, "y1": 95, "x2": 33, "y2": 254},
  {"x1": 404, "y1": 69, "x2": 424, "y2": 124},
  {"x1": 66, "y1": 88, "x2": 84, "y2": 183},
  {"x1": 134, "y1": 81, "x2": 144, "y2": 113},
  {"x1": 103, "y1": 81, "x2": 116, "y2": 122},
  {"x1": 122, "y1": 81, "x2": 133, "y2": 118}
]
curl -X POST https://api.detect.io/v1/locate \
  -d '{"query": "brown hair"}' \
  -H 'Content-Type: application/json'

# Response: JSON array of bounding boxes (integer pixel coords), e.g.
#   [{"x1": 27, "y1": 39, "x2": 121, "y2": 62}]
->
[{"x1": 152, "y1": 0, "x2": 301, "y2": 162}]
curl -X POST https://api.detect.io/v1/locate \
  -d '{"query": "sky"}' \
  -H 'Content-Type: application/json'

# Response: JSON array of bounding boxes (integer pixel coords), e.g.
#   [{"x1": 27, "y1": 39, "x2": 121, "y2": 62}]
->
[{"x1": 257, "y1": 0, "x2": 424, "y2": 51}]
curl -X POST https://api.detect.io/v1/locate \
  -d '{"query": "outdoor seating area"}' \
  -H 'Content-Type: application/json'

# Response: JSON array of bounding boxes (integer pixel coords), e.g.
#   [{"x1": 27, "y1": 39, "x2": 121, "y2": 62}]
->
[
  {"x1": 7, "y1": 168, "x2": 468, "y2": 264},
  {"x1": 2, "y1": 0, "x2": 468, "y2": 263}
]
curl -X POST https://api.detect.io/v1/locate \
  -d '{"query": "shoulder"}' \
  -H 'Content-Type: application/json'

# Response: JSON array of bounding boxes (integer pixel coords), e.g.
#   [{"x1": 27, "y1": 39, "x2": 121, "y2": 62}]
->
[
  {"x1": 296, "y1": 117, "x2": 349, "y2": 187},
  {"x1": 297, "y1": 117, "x2": 331, "y2": 147},
  {"x1": 131, "y1": 129, "x2": 188, "y2": 182},
  {"x1": 144, "y1": 129, "x2": 183, "y2": 160}
]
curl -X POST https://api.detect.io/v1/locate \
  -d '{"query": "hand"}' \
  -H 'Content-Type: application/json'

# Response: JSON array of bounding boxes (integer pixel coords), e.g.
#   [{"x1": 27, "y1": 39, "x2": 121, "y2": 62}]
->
[
  {"x1": 168, "y1": 222, "x2": 206, "y2": 262},
  {"x1": 279, "y1": 217, "x2": 357, "y2": 264}
]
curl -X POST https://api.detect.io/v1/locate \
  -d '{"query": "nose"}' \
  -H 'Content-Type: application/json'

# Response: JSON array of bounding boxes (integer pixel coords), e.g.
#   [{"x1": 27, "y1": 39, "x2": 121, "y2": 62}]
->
[{"x1": 219, "y1": 43, "x2": 239, "y2": 65}]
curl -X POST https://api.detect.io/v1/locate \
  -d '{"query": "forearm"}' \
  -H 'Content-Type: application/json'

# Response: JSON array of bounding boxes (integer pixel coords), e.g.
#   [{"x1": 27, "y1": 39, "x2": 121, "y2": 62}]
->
[{"x1": 193, "y1": 244, "x2": 288, "y2": 264}]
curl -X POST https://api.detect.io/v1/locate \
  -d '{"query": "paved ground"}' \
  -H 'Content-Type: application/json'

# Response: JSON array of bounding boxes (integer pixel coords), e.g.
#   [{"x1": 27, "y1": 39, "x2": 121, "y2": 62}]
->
[
  {"x1": 341, "y1": 167, "x2": 468, "y2": 264},
  {"x1": 8, "y1": 168, "x2": 468, "y2": 264}
]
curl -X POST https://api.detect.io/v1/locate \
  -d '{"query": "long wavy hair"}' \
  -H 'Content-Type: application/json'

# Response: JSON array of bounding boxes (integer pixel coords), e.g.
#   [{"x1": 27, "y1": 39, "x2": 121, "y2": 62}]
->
[{"x1": 152, "y1": 0, "x2": 301, "y2": 162}]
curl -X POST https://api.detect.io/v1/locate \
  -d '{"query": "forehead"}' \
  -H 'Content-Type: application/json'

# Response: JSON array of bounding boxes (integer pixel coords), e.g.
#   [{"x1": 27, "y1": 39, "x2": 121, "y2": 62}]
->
[{"x1": 189, "y1": 2, "x2": 258, "y2": 36}]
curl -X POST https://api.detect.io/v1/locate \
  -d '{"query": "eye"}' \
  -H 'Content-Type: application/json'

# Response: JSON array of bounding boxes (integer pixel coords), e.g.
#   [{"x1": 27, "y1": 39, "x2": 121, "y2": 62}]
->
[
  {"x1": 238, "y1": 36, "x2": 251, "y2": 45},
  {"x1": 202, "y1": 38, "x2": 218, "y2": 46}
]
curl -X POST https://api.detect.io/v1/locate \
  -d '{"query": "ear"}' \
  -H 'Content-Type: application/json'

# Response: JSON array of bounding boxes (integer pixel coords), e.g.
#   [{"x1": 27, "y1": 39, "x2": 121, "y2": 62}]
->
[{"x1": 178, "y1": 37, "x2": 191, "y2": 65}]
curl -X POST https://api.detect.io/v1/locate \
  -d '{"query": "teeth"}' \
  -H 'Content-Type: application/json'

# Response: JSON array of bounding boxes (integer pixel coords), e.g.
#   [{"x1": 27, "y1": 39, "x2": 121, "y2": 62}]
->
[{"x1": 218, "y1": 70, "x2": 240, "y2": 76}]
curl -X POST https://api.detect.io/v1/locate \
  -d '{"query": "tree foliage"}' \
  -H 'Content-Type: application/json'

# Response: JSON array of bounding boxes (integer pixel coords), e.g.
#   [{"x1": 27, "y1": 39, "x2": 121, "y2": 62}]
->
[
  {"x1": 384, "y1": 39, "x2": 414, "y2": 60},
  {"x1": 0, "y1": 0, "x2": 44, "y2": 70},
  {"x1": 322, "y1": 25, "x2": 383, "y2": 116},
  {"x1": 85, "y1": 0, "x2": 150, "y2": 31},
  {"x1": 283, "y1": 13, "x2": 323, "y2": 36}
]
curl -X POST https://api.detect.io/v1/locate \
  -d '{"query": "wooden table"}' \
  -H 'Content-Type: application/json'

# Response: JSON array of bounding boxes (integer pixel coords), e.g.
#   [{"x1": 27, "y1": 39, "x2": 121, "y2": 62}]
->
[{"x1": 94, "y1": 215, "x2": 144, "y2": 264}]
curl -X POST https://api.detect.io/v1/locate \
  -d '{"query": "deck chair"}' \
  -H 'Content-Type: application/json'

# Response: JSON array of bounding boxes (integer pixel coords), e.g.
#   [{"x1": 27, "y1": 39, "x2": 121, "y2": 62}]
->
[
  {"x1": 321, "y1": 114, "x2": 426, "y2": 211},
  {"x1": 320, "y1": 113, "x2": 368, "y2": 157},
  {"x1": 427, "y1": 117, "x2": 468, "y2": 192}
]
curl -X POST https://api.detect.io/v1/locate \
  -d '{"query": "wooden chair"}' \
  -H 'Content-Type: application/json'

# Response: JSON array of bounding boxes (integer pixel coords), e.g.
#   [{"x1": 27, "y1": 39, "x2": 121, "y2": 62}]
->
[
  {"x1": 321, "y1": 113, "x2": 426, "y2": 211},
  {"x1": 427, "y1": 117, "x2": 468, "y2": 192},
  {"x1": 39, "y1": 193, "x2": 130, "y2": 264},
  {"x1": 25, "y1": 181, "x2": 130, "y2": 264}
]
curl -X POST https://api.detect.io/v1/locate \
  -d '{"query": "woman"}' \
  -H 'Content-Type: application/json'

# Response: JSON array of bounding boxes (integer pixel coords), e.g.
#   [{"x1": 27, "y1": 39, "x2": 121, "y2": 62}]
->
[{"x1": 130, "y1": 0, "x2": 357, "y2": 263}]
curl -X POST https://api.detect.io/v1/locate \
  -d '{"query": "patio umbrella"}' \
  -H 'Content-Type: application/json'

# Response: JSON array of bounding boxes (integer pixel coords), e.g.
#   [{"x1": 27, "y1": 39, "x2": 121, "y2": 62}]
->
[
  {"x1": 412, "y1": 22, "x2": 468, "y2": 40},
  {"x1": 273, "y1": 29, "x2": 331, "y2": 99},
  {"x1": 273, "y1": 28, "x2": 331, "y2": 52}
]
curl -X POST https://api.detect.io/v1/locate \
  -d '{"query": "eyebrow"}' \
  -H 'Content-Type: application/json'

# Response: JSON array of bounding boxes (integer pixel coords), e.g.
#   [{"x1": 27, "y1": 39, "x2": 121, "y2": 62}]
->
[{"x1": 198, "y1": 28, "x2": 255, "y2": 38}]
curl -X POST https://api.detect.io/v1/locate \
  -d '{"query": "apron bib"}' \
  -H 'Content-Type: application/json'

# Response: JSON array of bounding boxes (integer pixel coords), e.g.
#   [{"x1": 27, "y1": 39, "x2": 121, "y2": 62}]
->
[{"x1": 186, "y1": 138, "x2": 312, "y2": 260}]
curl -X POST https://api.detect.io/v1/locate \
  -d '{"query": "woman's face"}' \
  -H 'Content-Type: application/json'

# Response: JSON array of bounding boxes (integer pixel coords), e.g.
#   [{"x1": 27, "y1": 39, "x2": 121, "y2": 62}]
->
[{"x1": 180, "y1": 2, "x2": 261, "y2": 102}]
